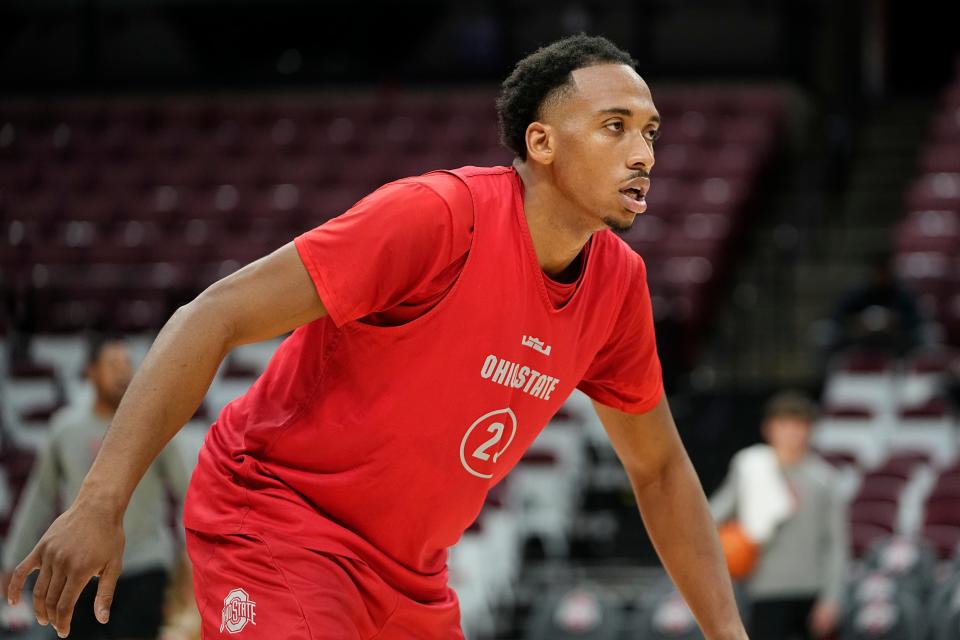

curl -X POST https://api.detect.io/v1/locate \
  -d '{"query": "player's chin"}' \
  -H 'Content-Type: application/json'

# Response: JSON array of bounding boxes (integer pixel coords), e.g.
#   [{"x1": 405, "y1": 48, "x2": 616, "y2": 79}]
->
[{"x1": 602, "y1": 211, "x2": 637, "y2": 234}]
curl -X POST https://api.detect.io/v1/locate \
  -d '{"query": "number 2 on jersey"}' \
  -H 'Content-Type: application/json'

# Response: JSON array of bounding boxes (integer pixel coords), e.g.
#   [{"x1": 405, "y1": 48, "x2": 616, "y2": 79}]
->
[{"x1": 472, "y1": 422, "x2": 505, "y2": 461}]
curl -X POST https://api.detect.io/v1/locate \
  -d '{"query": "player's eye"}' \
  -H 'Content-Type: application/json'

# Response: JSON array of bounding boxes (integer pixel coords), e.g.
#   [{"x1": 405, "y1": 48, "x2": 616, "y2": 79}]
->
[
  {"x1": 646, "y1": 128, "x2": 661, "y2": 142},
  {"x1": 605, "y1": 121, "x2": 624, "y2": 132}
]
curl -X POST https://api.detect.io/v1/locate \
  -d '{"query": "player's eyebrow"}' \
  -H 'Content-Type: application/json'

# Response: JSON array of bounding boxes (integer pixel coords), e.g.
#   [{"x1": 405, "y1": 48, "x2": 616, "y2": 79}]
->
[{"x1": 597, "y1": 107, "x2": 661, "y2": 124}]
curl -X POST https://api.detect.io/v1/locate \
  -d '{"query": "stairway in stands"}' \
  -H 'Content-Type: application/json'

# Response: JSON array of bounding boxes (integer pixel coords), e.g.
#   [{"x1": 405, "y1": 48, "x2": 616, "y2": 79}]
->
[{"x1": 701, "y1": 97, "x2": 934, "y2": 389}]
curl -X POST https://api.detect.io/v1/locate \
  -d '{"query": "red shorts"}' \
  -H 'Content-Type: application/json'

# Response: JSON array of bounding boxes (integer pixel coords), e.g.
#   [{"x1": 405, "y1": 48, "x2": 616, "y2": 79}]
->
[{"x1": 185, "y1": 528, "x2": 464, "y2": 639}]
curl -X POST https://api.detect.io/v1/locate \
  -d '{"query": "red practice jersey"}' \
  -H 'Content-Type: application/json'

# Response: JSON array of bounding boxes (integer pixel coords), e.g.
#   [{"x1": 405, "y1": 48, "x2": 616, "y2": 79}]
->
[{"x1": 183, "y1": 166, "x2": 663, "y2": 598}]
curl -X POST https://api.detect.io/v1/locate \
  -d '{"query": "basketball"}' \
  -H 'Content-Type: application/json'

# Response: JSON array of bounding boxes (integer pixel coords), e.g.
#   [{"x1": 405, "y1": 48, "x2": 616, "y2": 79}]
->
[{"x1": 718, "y1": 522, "x2": 759, "y2": 580}]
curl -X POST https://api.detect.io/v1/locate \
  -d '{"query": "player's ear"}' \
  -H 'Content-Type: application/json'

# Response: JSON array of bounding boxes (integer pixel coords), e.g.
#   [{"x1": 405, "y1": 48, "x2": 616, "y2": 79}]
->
[{"x1": 525, "y1": 122, "x2": 555, "y2": 166}]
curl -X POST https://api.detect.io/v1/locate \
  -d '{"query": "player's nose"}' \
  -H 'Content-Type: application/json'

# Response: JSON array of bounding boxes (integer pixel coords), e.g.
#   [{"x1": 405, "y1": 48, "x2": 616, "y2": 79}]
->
[{"x1": 627, "y1": 137, "x2": 654, "y2": 173}]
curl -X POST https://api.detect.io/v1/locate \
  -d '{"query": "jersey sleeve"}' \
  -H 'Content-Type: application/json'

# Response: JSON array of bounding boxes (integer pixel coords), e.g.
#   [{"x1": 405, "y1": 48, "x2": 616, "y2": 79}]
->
[
  {"x1": 293, "y1": 175, "x2": 471, "y2": 328},
  {"x1": 576, "y1": 256, "x2": 664, "y2": 413}
]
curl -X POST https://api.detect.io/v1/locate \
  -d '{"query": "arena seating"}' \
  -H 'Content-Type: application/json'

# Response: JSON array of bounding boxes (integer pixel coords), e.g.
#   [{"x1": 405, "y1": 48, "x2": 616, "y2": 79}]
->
[
  {"x1": 814, "y1": 345, "x2": 959, "y2": 555},
  {"x1": 0, "y1": 86, "x2": 785, "y2": 367},
  {"x1": 814, "y1": 61, "x2": 960, "y2": 571},
  {"x1": 815, "y1": 58, "x2": 960, "y2": 625},
  {"x1": 807, "y1": 342, "x2": 959, "y2": 640},
  {"x1": 834, "y1": 536, "x2": 955, "y2": 640},
  {"x1": 894, "y1": 62, "x2": 960, "y2": 346}
]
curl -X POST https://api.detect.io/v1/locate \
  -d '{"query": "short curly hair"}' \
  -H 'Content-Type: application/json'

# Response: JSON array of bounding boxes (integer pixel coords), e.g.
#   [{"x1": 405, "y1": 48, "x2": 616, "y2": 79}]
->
[{"x1": 496, "y1": 34, "x2": 637, "y2": 161}]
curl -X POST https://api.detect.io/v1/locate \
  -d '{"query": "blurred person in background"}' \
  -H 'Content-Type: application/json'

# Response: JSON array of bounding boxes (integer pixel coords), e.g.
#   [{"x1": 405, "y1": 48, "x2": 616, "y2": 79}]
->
[
  {"x1": 824, "y1": 252, "x2": 923, "y2": 358},
  {"x1": 710, "y1": 392, "x2": 848, "y2": 640},
  {"x1": 2, "y1": 334, "x2": 192, "y2": 640},
  {"x1": 7, "y1": 35, "x2": 748, "y2": 640}
]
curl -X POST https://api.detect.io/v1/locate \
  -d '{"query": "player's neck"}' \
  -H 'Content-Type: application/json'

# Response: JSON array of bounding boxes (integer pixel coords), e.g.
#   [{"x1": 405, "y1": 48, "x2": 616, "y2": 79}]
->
[{"x1": 514, "y1": 160, "x2": 595, "y2": 280}]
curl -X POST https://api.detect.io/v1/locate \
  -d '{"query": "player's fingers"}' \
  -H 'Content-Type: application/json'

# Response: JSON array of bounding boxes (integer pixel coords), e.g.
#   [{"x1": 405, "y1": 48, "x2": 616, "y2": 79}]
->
[
  {"x1": 54, "y1": 574, "x2": 89, "y2": 638},
  {"x1": 31, "y1": 562, "x2": 53, "y2": 626},
  {"x1": 93, "y1": 559, "x2": 121, "y2": 624},
  {"x1": 43, "y1": 570, "x2": 67, "y2": 633},
  {"x1": 7, "y1": 549, "x2": 41, "y2": 605}
]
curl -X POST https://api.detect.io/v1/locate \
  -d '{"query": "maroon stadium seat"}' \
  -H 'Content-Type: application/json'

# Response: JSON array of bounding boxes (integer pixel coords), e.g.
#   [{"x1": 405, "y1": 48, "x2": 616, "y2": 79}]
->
[
  {"x1": 924, "y1": 498, "x2": 960, "y2": 527},
  {"x1": 906, "y1": 173, "x2": 960, "y2": 210},
  {"x1": 932, "y1": 109, "x2": 960, "y2": 142},
  {"x1": 899, "y1": 396, "x2": 950, "y2": 419},
  {"x1": 878, "y1": 452, "x2": 931, "y2": 474},
  {"x1": 920, "y1": 144, "x2": 960, "y2": 173},
  {"x1": 929, "y1": 475, "x2": 960, "y2": 501},
  {"x1": 850, "y1": 500, "x2": 898, "y2": 532},
  {"x1": 855, "y1": 477, "x2": 906, "y2": 503},
  {"x1": 895, "y1": 209, "x2": 960, "y2": 254}
]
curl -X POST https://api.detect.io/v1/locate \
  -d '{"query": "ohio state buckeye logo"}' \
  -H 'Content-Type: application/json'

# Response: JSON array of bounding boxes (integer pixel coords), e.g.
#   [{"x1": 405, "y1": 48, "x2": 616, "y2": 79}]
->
[
  {"x1": 459, "y1": 408, "x2": 518, "y2": 479},
  {"x1": 220, "y1": 588, "x2": 257, "y2": 634}
]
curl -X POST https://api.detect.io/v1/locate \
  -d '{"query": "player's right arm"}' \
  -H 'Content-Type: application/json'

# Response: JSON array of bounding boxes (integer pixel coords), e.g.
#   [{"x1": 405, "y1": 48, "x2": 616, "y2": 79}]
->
[{"x1": 6, "y1": 242, "x2": 326, "y2": 638}]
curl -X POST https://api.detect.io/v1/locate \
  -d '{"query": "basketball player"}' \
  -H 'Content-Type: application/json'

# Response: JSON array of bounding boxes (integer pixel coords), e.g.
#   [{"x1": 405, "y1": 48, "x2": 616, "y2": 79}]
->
[{"x1": 8, "y1": 35, "x2": 748, "y2": 639}]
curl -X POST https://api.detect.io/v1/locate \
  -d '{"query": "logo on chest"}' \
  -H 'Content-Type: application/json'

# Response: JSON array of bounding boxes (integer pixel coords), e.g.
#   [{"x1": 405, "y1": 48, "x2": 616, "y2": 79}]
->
[
  {"x1": 521, "y1": 335, "x2": 552, "y2": 356},
  {"x1": 479, "y1": 354, "x2": 560, "y2": 401}
]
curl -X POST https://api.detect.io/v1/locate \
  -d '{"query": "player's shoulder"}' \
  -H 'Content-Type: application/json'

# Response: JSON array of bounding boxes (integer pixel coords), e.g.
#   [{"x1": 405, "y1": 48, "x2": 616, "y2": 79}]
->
[
  {"x1": 388, "y1": 168, "x2": 477, "y2": 212},
  {"x1": 390, "y1": 164, "x2": 517, "y2": 214},
  {"x1": 446, "y1": 165, "x2": 515, "y2": 180},
  {"x1": 595, "y1": 229, "x2": 649, "y2": 283},
  {"x1": 429, "y1": 165, "x2": 517, "y2": 197}
]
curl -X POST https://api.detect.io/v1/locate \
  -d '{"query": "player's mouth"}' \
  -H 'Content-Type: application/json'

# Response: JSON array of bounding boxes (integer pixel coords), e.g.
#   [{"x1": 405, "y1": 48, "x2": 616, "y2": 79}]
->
[{"x1": 619, "y1": 186, "x2": 647, "y2": 214}]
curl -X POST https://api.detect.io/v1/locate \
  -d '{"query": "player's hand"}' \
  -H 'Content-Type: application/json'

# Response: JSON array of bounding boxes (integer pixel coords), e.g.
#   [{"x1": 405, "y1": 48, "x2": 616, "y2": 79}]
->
[{"x1": 5, "y1": 500, "x2": 125, "y2": 638}]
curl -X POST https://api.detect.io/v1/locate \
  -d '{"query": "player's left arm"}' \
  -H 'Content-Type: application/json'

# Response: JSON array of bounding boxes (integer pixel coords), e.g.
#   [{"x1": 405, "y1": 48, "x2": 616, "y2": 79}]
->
[{"x1": 592, "y1": 394, "x2": 748, "y2": 640}]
